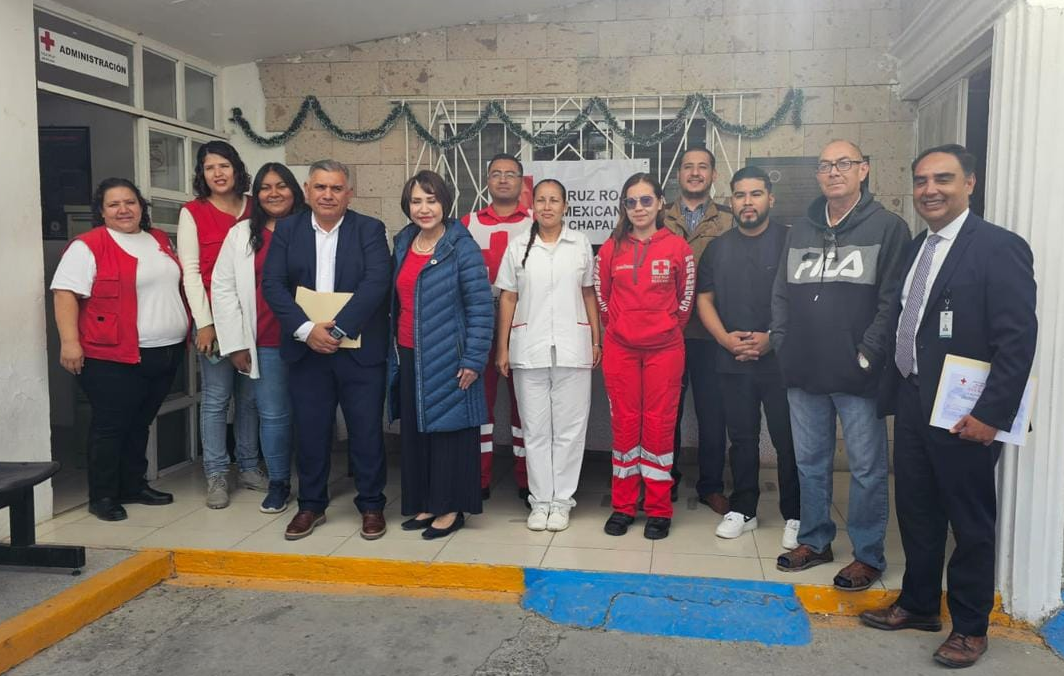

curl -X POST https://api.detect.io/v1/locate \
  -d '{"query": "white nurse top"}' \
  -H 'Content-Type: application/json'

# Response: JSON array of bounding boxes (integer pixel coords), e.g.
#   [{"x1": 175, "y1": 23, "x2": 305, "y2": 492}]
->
[{"x1": 495, "y1": 225, "x2": 595, "y2": 370}]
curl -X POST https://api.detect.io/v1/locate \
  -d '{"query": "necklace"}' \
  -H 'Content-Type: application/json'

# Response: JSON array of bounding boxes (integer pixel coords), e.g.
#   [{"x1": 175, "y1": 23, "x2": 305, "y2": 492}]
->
[{"x1": 412, "y1": 233, "x2": 440, "y2": 254}]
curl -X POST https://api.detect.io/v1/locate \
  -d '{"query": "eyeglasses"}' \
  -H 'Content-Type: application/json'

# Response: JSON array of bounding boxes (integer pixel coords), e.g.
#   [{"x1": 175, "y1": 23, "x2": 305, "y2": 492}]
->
[
  {"x1": 823, "y1": 230, "x2": 838, "y2": 260},
  {"x1": 622, "y1": 195, "x2": 657, "y2": 209},
  {"x1": 816, "y1": 158, "x2": 866, "y2": 174},
  {"x1": 488, "y1": 171, "x2": 521, "y2": 180}
]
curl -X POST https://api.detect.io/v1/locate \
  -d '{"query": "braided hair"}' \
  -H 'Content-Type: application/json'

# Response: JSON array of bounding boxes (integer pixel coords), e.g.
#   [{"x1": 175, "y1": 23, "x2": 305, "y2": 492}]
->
[{"x1": 522, "y1": 178, "x2": 567, "y2": 268}]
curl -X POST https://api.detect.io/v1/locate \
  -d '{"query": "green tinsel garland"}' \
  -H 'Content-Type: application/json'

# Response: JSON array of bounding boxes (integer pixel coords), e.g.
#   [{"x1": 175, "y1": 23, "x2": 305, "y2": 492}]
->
[{"x1": 230, "y1": 89, "x2": 803, "y2": 150}]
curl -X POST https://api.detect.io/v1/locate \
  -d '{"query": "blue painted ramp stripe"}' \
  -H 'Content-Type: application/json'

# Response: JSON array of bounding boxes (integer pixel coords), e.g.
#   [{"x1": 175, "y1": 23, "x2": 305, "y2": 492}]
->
[
  {"x1": 522, "y1": 569, "x2": 812, "y2": 646},
  {"x1": 1042, "y1": 592, "x2": 1064, "y2": 659}
]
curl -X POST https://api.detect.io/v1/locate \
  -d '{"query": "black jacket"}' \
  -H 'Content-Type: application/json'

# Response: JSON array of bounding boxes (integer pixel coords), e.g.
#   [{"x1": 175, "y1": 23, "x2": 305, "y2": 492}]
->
[
  {"x1": 876, "y1": 213, "x2": 1037, "y2": 434},
  {"x1": 770, "y1": 189, "x2": 911, "y2": 396}
]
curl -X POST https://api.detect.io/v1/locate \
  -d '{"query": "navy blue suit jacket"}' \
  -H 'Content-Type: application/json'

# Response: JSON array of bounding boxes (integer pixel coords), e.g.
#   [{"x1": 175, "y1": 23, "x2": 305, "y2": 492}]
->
[
  {"x1": 877, "y1": 213, "x2": 1037, "y2": 436},
  {"x1": 262, "y1": 208, "x2": 392, "y2": 366}
]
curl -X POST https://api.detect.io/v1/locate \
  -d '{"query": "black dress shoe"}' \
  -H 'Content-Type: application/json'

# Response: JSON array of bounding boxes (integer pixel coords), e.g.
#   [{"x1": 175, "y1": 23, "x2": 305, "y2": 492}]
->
[
  {"x1": 119, "y1": 486, "x2": 174, "y2": 506},
  {"x1": 643, "y1": 516, "x2": 671, "y2": 540},
  {"x1": 89, "y1": 498, "x2": 128, "y2": 522},
  {"x1": 401, "y1": 515, "x2": 435, "y2": 531},
  {"x1": 422, "y1": 512, "x2": 465, "y2": 539}
]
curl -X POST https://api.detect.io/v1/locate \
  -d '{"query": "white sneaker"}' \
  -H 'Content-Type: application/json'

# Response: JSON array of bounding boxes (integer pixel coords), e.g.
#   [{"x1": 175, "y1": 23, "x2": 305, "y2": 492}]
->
[
  {"x1": 546, "y1": 506, "x2": 570, "y2": 532},
  {"x1": 715, "y1": 511, "x2": 757, "y2": 539},
  {"x1": 782, "y1": 519, "x2": 801, "y2": 550},
  {"x1": 527, "y1": 505, "x2": 549, "y2": 531}
]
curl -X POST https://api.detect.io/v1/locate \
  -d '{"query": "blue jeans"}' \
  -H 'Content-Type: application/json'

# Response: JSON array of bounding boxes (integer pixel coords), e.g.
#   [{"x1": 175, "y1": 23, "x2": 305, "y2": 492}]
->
[
  {"x1": 250, "y1": 347, "x2": 291, "y2": 482},
  {"x1": 198, "y1": 353, "x2": 258, "y2": 476},
  {"x1": 787, "y1": 388, "x2": 888, "y2": 571}
]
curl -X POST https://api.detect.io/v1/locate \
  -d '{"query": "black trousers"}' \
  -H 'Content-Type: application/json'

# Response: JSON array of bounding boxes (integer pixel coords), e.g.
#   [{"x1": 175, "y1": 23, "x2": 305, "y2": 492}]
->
[
  {"x1": 77, "y1": 343, "x2": 183, "y2": 502},
  {"x1": 398, "y1": 347, "x2": 482, "y2": 516},
  {"x1": 672, "y1": 338, "x2": 727, "y2": 496},
  {"x1": 894, "y1": 377, "x2": 1000, "y2": 636},
  {"x1": 287, "y1": 351, "x2": 387, "y2": 514},
  {"x1": 718, "y1": 370, "x2": 800, "y2": 520}
]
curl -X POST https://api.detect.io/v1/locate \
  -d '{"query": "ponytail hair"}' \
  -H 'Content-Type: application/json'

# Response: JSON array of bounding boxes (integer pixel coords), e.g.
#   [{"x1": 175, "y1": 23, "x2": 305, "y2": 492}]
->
[
  {"x1": 523, "y1": 178, "x2": 567, "y2": 268},
  {"x1": 611, "y1": 172, "x2": 665, "y2": 246}
]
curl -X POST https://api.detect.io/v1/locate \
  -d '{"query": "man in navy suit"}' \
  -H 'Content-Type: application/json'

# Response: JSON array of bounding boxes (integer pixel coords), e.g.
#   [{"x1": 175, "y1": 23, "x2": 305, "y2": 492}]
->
[
  {"x1": 860, "y1": 145, "x2": 1037, "y2": 669},
  {"x1": 262, "y1": 159, "x2": 392, "y2": 541}
]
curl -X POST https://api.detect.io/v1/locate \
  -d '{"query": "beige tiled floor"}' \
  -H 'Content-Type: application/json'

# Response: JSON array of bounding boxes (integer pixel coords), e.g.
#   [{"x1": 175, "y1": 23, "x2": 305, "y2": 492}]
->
[{"x1": 36, "y1": 451, "x2": 907, "y2": 588}]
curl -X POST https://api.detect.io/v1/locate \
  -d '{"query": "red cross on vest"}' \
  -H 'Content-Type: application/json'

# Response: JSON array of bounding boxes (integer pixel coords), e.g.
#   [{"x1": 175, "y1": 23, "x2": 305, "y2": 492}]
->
[
  {"x1": 40, "y1": 31, "x2": 56, "y2": 51},
  {"x1": 651, "y1": 259, "x2": 670, "y2": 276}
]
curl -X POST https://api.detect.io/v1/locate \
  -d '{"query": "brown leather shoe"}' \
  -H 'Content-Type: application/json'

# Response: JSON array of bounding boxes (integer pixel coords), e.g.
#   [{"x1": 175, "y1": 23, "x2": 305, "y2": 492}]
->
[
  {"x1": 859, "y1": 603, "x2": 942, "y2": 632},
  {"x1": 284, "y1": 510, "x2": 326, "y2": 541},
  {"x1": 360, "y1": 510, "x2": 387, "y2": 540},
  {"x1": 933, "y1": 632, "x2": 988, "y2": 668},
  {"x1": 698, "y1": 492, "x2": 730, "y2": 515},
  {"x1": 834, "y1": 559, "x2": 882, "y2": 591}
]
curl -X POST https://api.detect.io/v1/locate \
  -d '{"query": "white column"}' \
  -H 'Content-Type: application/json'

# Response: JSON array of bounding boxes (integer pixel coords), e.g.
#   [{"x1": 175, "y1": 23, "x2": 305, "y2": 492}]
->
[
  {"x1": 985, "y1": 0, "x2": 1064, "y2": 623},
  {"x1": 0, "y1": 0, "x2": 54, "y2": 531}
]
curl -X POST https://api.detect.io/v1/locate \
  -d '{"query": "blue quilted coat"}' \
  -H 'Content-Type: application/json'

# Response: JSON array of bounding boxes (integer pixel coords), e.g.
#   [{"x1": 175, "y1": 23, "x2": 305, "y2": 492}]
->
[{"x1": 387, "y1": 219, "x2": 494, "y2": 433}]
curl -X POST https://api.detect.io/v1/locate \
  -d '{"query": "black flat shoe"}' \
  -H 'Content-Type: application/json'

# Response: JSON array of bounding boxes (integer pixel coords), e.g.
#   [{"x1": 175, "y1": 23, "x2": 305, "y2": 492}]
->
[
  {"x1": 603, "y1": 511, "x2": 635, "y2": 536},
  {"x1": 422, "y1": 512, "x2": 465, "y2": 539},
  {"x1": 401, "y1": 515, "x2": 435, "y2": 531},
  {"x1": 119, "y1": 486, "x2": 174, "y2": 506},
  {"x1": 89, "y1": 498, "x2": 128, "y2": 522},
  {"x1": 643, "y1": 516, "x2": 671, "y2": 540}
]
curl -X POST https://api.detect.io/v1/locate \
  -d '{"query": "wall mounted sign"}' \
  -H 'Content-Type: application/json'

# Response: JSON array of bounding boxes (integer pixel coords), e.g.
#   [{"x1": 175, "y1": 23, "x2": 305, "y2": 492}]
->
[{"x1": 38, "y1": 27, "x2": 129, "y2": 87}]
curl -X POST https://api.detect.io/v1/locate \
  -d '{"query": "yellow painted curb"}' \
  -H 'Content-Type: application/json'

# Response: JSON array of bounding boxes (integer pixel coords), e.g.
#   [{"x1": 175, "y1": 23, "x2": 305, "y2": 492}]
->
[
  {"x1": 0, "y1": 550, "x2": 173, "y2": 673},
  {"x1": 166, "y1": 549, "x2": 525, "y2": 594},
  {"x1": 795, "y1": 585, "x2": 1030, "y2": 630}
]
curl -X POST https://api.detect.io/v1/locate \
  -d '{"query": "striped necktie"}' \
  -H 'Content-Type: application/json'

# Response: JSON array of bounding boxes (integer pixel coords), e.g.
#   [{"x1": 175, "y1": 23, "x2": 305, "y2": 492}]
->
[{"x1": 895, "y1": 234, "x2": 943, "y2": 378}]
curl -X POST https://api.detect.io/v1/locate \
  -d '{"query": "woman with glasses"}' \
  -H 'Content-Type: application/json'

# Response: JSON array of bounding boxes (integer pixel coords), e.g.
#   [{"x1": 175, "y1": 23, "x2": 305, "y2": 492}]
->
[
  {"x1": 495, "y1": 179, "x2": 601, "y2": 532},
  {"x1": 211, "y1": 162, "x2": 307, "y2": 514},
  {"x1": 595, "y1": 173, "x2": 696, "y2": 540},
  {"x1": 177, "y1": 140, "x2": 260, "y2": 509}
]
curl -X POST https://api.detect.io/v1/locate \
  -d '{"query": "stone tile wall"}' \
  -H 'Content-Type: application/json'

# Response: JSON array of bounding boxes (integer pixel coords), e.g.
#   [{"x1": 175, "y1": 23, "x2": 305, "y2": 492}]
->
[{"x1": 256, "y1": 0, "x2": 915, "y2": 235}]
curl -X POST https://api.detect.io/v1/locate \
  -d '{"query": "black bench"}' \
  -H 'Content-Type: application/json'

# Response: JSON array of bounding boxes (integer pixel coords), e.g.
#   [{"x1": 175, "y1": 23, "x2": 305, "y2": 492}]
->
[{"x1": 0, "y1": 461, "x2": 85, "y2": 569}]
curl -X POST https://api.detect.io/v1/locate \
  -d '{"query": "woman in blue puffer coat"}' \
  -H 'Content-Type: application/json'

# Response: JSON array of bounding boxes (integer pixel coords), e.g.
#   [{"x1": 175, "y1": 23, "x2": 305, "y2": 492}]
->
[{"x1": 388, "y1": 170, "x2": 494, "y2": 539}]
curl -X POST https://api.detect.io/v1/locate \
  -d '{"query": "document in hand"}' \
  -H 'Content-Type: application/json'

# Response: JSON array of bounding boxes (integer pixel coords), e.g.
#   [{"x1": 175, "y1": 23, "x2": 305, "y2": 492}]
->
[
  {"x1": 294, "y1": 286, "x2": 361, "y2": 348},
  {"x1": 929, "y1": 354, "x2": 1036, "y2": 446}
]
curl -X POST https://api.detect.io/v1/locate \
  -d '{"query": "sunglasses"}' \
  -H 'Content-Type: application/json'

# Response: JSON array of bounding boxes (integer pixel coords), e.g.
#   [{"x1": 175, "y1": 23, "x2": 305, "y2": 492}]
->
[{"x1": 622, "y1": 195, "x2": 657, "y2": 209}]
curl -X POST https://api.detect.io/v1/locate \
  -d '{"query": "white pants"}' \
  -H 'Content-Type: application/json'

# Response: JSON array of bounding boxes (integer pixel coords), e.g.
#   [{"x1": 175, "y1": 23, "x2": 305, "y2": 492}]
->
[{"x1": 512, "y1": 364, "x2": 591, "y2": 509}]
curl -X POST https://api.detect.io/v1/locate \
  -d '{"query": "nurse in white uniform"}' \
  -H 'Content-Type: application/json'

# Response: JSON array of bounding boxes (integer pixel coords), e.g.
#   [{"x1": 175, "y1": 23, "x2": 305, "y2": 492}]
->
[{"x1": 495, "y1": 179, "x2": 601, "y2": 532}]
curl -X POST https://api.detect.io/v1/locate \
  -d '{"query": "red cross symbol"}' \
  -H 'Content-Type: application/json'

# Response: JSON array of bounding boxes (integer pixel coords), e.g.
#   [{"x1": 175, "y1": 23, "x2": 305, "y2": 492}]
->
[
  {"x1": 40, "y1": 31, "x2": 56, "y2": 51},
  {"x1": 651, "y1": 259, "x2": 669, "y2": 276},
  {"x1": 961, "y1": 378, "x2": 967, "y2": 385}
]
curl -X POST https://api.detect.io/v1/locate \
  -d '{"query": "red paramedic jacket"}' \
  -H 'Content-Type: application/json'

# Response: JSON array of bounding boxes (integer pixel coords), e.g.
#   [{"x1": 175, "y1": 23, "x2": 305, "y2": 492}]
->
[{"x1": 594, "y1": 227, "x2": 695, "y2": 351}]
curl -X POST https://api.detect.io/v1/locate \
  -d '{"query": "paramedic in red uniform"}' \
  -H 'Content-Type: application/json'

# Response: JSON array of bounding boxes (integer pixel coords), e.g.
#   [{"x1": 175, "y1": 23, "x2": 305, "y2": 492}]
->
[
  {"x1": 595, "y1": 173, "x2": 696, "y2": 540},
  {"x1": 461, "y1": 153, "x2": 533, "y2": 502}
]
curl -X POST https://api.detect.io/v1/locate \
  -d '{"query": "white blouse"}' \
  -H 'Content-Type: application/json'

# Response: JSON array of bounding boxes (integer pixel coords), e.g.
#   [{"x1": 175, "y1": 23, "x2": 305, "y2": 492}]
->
[{"x1": 495, "y1": 226, "x2": 595, "y2": 369}]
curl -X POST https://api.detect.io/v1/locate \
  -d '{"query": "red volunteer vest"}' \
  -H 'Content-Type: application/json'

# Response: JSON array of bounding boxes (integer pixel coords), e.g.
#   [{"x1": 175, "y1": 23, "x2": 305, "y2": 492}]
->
[
  {"x1": 74, "y1": 226, "x2": 183, "y2": 364},
  {"x1": 183, "y1": 197, "x2": 250, "y2": 301}
]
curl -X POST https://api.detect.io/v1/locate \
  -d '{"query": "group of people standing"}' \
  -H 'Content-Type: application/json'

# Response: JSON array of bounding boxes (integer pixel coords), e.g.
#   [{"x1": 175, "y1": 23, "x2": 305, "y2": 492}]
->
[{"x1": 52, "y1": 136, "x2": 1035, "y2": 669}]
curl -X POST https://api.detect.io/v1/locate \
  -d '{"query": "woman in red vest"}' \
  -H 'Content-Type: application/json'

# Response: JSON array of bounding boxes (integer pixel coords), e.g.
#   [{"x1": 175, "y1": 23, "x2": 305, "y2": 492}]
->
[
  {"x1": 51, "y1": 179, "x2": 189, "y2": 521},
  {"x1": 177, "y1": 141, "x2": 258, "y2": 510}
]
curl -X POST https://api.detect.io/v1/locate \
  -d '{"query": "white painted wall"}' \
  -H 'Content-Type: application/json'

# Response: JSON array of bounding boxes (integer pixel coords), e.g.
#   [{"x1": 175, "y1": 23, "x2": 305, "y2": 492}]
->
[
  {"x1": 1, "y1": 0, "x2": 54, "y2": 531},
  {"x1": 220, "y1": 62, "x2": 285, "y2": 173}
]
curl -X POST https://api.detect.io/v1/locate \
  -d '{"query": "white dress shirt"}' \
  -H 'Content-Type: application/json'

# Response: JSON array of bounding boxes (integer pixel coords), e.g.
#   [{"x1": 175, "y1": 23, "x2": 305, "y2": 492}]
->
[
  {"x1": 294, "y1": 212, "x2": 345, "y2": 342},
  {"x1": 898, "y1": 208, "x2": 968, "y2": 374},
  {"x1": 495, "y1": 226, "x2": 595, "y2": 369}
]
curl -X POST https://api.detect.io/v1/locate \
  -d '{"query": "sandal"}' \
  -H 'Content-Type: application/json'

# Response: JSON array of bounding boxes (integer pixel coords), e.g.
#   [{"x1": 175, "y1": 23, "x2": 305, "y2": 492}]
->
[
  {"x1": 776, "y1": 544, "x2": 834, "y2": 571},
  {"x1": 833, "y1": 560, "x2": 882, "y2": 591}
]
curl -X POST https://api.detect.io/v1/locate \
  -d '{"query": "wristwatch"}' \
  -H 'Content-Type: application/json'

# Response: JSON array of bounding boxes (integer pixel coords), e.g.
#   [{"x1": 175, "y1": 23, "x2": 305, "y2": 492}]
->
[
  {"x1": 857, "y1": 352, "x2": 871, "y2": 372},
  {"x1": 329, "y1": 326, "x2": 347, "y2": 341}
]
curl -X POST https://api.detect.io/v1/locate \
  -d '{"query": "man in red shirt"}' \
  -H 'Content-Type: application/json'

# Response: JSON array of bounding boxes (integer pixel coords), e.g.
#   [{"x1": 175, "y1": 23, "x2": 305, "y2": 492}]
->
[{"x1": 461, "y1": 153, "x2": 533, "y2": 502}]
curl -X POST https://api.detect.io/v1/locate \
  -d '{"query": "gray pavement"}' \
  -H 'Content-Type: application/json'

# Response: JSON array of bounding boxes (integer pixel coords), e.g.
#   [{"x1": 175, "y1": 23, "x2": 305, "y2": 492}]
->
[
  {"x1": 9, "y1": 584, "x2": 1062, "y2": 676},
  {"x1": 0, "y1": 547, "x2": 134, "y2": 623}
]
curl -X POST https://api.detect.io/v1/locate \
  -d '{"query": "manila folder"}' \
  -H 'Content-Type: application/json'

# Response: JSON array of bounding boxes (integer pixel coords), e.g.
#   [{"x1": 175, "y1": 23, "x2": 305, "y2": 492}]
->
[{"x1": 295, "y1": 286, "x2": 361, "y2": 348}]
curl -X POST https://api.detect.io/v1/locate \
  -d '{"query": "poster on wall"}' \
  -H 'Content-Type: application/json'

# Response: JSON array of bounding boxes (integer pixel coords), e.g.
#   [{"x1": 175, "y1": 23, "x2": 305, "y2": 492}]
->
[
  {"x1": 37, "y1": 27, "x2": 129, "y2": 87},
  {"x1": 527, "y1": 159, "x2": 650, "y2": 245}
]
